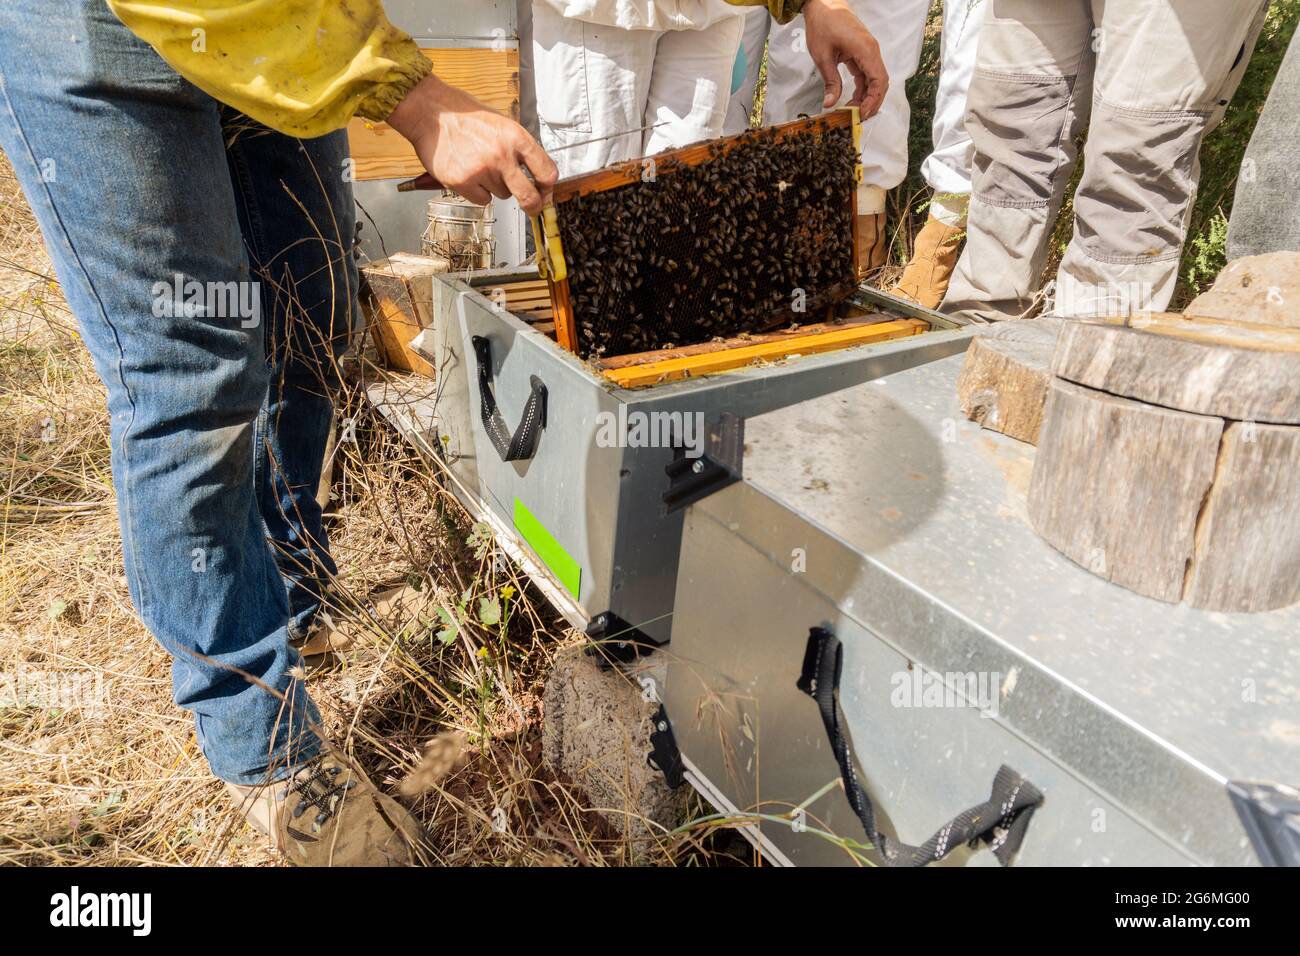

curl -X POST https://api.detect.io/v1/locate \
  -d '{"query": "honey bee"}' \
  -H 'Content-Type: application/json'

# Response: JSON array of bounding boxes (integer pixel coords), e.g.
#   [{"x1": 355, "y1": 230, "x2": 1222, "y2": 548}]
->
[{"x1": 552, "y1": 122, "x2": 858, "y2": 360}]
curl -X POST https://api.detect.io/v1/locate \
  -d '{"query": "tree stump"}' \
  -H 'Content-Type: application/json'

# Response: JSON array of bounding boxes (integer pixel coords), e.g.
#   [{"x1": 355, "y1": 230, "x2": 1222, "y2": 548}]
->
[
  {"x1": 1185, "y1": 422, "x2": 1300, "y2": 612},
  {"x1": 955, "y1": 317, "x2": 1062, "y2": 445},
  {"x1": 1030, "y1": 294, "x2": 1300, "y2": 612},
  {"x1": 1029, "y1": 378, "x2": 1223, "y2": 604}
]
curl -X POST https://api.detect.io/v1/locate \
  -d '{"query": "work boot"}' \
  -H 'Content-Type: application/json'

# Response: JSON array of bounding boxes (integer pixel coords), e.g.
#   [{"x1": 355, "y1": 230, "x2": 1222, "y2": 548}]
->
[
  {"x1": 856, "y1": 212, "x2": 888, "y2": 278},
  {"x1": 227, "y1": 751, "x2": 428, "y2": 866},
  {"x1": 890, "y1": 213, "x2": 966, "y2": 309}
]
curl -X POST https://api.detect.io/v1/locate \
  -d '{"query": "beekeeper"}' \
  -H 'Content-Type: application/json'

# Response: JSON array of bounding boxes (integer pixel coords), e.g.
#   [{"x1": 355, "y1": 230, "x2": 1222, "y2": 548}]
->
[
  {"x1": 888, "y1": 0, "x2": 985, "y2": 306},
  {"x1": 942, "y1": 0, "x2": 1272, "y2": 322},
  {"x1": 532, "y1": 0, "x2": 890, "y2": 178},
  {"x1": 729, "y1": 0, "x2": 985, "y2": 283},
  {"x1": 0, "y1": 0, "x2": 558, "y2": 866}
]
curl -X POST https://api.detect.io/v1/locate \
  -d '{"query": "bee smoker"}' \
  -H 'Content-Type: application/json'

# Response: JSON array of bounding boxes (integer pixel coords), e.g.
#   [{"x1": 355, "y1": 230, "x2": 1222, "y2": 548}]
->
[{"x1": 421, "y1": 192, "x2": 496, "y2": 271}]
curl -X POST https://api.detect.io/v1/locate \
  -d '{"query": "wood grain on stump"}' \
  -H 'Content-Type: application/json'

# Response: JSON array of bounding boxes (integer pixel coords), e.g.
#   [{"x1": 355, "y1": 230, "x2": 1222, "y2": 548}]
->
[
  {"x1": 1031, "y1": 295, "x2": 1300, "y2": 611},
  {"x1": 956, "y1": 317, "x2": 1062, "y2": 445},
  {"x1": 1185, "y1": 421, "x2": 1300, "y2": 612},
  {"x1": 1028, "y1": 378, "x2": 1223, "y2": 604},
  {"x1": 1052, "y1": 315, "x2": 1300, "y2": 425}
]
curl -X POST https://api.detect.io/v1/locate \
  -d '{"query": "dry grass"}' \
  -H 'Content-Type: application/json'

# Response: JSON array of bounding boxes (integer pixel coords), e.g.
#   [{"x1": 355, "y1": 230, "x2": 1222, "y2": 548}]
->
[{"x1": 0, "y1": 153, "x2": 734, "y2": 867}]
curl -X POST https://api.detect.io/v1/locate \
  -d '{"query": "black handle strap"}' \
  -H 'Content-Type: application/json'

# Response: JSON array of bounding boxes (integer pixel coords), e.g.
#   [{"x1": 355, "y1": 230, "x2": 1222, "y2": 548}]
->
[
  {"x1": 472, "y1": 335, "x2": 547, "y2": 462},
  {"x1": 798, "y1": 626, "x2": 1043, "y2": 867}
]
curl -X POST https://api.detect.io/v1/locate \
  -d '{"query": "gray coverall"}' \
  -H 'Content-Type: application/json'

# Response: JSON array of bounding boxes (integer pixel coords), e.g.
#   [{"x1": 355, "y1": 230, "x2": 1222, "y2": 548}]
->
[{"x1": 943, "y1": 0, "x2": 1272, "y2": 321}]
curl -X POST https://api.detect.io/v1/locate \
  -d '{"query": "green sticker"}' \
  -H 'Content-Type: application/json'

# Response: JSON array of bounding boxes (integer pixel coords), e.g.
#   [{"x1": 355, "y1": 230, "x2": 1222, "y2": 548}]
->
[{"x1": 513, "y1": 497, "x2": 581, "y2": 600}]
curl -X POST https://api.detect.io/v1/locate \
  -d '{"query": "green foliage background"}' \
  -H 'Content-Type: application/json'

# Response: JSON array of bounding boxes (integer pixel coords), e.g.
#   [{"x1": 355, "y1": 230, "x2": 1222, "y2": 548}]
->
[{"x1": 893, "y1": 0, "x2": 1300, "y2": 307}]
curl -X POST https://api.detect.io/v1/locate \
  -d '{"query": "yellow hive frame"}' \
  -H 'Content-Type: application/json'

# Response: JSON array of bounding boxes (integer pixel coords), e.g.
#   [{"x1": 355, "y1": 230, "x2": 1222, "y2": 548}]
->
[
  {"x1": 599, "y1": 317, "x2": 926, "y2": 389},
  {"x1": 532, "y1": 108, "x2": 871, "y2": 385}
]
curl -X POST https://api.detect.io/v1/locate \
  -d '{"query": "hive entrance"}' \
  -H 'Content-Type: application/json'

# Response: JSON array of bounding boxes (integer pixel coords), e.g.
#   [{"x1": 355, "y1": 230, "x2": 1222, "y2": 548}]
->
[{"x1": 538, "y1": 111, "x2": 863, "y2": 362}]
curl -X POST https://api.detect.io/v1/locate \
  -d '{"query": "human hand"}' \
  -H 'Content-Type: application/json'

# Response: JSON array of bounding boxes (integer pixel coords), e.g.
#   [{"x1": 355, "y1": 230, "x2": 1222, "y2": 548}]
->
[{"x1": 387, "y1": 75, "x2": 559, "y2": 214}]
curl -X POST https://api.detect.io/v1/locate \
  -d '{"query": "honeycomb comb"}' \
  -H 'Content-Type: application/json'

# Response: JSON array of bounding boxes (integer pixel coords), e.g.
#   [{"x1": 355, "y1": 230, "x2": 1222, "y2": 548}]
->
[{"x1": 534, "y1": 108, "x2": 863, "y2": 362}]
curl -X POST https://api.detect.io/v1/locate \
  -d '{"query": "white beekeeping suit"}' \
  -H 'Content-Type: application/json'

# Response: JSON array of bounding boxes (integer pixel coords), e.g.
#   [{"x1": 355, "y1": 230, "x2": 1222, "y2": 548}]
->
[
  {"x1": 917, "y1": 0, "x2": 984, "y2": 227},
  {"x1": 532, "y1": 0, "x2": 748, "y2": 177}
]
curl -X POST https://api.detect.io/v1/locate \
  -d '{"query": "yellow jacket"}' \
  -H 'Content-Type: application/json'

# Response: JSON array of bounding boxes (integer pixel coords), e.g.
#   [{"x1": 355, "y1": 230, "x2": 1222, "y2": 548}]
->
[{"x1": 107, "y1": 1, "x2": 806, "y2": 138}]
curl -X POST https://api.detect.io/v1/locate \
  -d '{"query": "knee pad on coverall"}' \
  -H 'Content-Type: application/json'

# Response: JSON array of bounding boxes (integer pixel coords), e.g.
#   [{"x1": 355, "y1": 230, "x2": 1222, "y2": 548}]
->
[{"x1": 945, "y1": 0, "x2": 1269, "y2": 321}]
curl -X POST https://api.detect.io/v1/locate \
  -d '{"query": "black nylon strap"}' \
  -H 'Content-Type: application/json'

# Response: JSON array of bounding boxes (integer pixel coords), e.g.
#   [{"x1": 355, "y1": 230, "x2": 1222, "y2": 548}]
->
[
  {"x1": 472, "y1": 335, "x2": 547, "y2": 462},
  {"x1": 797, "y1": 626, "x2": 1043, "y2": 867}
]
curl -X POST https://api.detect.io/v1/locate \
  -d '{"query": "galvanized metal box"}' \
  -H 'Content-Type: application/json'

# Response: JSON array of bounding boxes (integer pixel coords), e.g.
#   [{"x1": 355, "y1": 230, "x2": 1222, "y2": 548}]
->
[
  {"x1": 409, "y1": 266, "x2": 972, "y2": 640},
  {"x1": 664, "y1": 353, "x2": 1300, "y2": 866}
]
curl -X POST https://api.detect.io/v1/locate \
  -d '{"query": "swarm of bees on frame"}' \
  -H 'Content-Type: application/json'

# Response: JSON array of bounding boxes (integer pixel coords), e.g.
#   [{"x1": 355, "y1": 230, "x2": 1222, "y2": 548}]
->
[{"x1": 555, "y1": 123, "x2": 858, "y2": 360}]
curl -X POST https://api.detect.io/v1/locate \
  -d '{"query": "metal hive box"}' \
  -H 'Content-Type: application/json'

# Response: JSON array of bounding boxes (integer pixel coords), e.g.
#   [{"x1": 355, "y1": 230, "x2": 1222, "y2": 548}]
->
[
  {"x1": 391, "y1": 265, "x2": 970, "y2": 647},
  {"x1": 665, "y1": 354, "x2": 1300, "y2": 866},
  {"x1": 366, "y1": 117, "x2": 970, "y2": 649}
]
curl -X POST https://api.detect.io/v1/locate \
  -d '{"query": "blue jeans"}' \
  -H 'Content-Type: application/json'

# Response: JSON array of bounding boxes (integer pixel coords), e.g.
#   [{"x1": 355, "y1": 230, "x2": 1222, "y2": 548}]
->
[{"x1": 0, "y1": 0, "x2": 361, "y2": 783}]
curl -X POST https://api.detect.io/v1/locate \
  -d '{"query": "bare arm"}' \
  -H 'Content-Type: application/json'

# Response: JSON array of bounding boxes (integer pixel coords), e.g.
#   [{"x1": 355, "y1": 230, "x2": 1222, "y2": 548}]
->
[{"x1": 386, "y1": 76, "x2": 559, "y2": 216}]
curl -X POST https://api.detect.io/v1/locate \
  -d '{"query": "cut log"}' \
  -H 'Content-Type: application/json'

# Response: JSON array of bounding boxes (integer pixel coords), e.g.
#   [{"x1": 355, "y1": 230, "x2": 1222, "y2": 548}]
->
[
  {"x1": 1030, "y1": 254, "x2": 1300, "y2": 611},
  {"x1": 360, "y1": 253, "x2": 447, "y2": 377},
  {"x1": 1185, "y1": 421, "x2": 1300, "y2": 612},
  {"x1": 955, "y1": 317, "x2": 1062, "y2": 445},
  {"x1": 1051, "y1": 317, "x2": 1300, "y2": 425},
  {"x1": 1184, "y1": 252, "x2": 1300, "y2": 328},
  {"x1": 1028, "y1": 378, "x2": 1223, "y2": 604}
]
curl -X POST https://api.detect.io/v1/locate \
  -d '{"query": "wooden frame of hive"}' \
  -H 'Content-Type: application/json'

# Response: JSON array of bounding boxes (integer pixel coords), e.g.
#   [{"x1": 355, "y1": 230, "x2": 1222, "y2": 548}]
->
[{"x1": 528, "y1": 108, "x2": 926, "y2": 387}]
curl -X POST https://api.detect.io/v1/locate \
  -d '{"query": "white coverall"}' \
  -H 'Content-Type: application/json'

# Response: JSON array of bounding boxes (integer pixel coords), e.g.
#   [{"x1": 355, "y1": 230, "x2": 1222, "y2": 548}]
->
[
  {"x1": 943, "y1": 0, "x2": 1272, "y2": 321},
  {"x1": 531, "y1": 1, "x2": 747, "y2": 178},
  {"x1": 727, "y1": 0, "x2": 986, "y2": 223}
]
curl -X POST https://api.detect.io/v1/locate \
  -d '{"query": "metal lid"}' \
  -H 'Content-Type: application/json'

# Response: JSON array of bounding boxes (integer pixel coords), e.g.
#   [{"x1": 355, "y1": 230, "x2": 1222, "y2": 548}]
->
[{"x1": 426, "y1": 193, "x2": 495, "y2": 225}]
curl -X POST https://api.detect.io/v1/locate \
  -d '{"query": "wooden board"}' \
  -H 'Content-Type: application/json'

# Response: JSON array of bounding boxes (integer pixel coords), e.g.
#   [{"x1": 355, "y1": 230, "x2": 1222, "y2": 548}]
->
[
  {"x1": 955, "y1": 318, "x2": 1061, "y2": 445},
  {"x1": 551, "y1": 109, "x2": 855, "y2": 204},
  {"x1": 462, "y1": 277, "x2": 554, "y2": 320},
  {"x1": 1027, "y1": 378, "x2": 1224, "y2": 604},
  {"x1": 594, "y1": 313, "x2": 895, "y2": 369},
  {"x1": 1051, "y1": 315, "x2": 1300, "y2": 425},
  {"x1": 346, "y1": 48, "x2": 520, "y2": 181},
  {"x1": 360, "y1": 253, "x2": 446, "y2": 377},
  {"x1": 1185, "y1": 421, "x2": 1300, "y2": 612}
]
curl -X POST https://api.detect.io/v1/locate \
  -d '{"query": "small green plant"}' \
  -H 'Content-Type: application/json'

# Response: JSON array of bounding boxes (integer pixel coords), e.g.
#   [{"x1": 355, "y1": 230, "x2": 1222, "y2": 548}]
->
[
  {"x1": 467, "y1": 520, "x2": 492, "y2": 560},
  {"x1": 435, "y1": 601, "x2": 460, "y2": 646},
  {"x1": 1184, "y1": 209, "x2": 1231, "y2": 298}
]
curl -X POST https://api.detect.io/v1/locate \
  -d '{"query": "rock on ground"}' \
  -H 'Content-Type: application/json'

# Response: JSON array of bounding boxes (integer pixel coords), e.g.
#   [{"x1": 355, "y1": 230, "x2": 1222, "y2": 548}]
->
[{"x1": 542, "y1": 647, "x2": 685, "y2": 850}]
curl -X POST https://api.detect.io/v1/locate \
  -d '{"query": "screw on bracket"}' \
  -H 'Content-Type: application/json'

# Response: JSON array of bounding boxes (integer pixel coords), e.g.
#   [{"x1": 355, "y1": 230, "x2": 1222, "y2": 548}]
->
[{"x1": 647, "y1": 705, "x2": 685, "y2": 789}]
